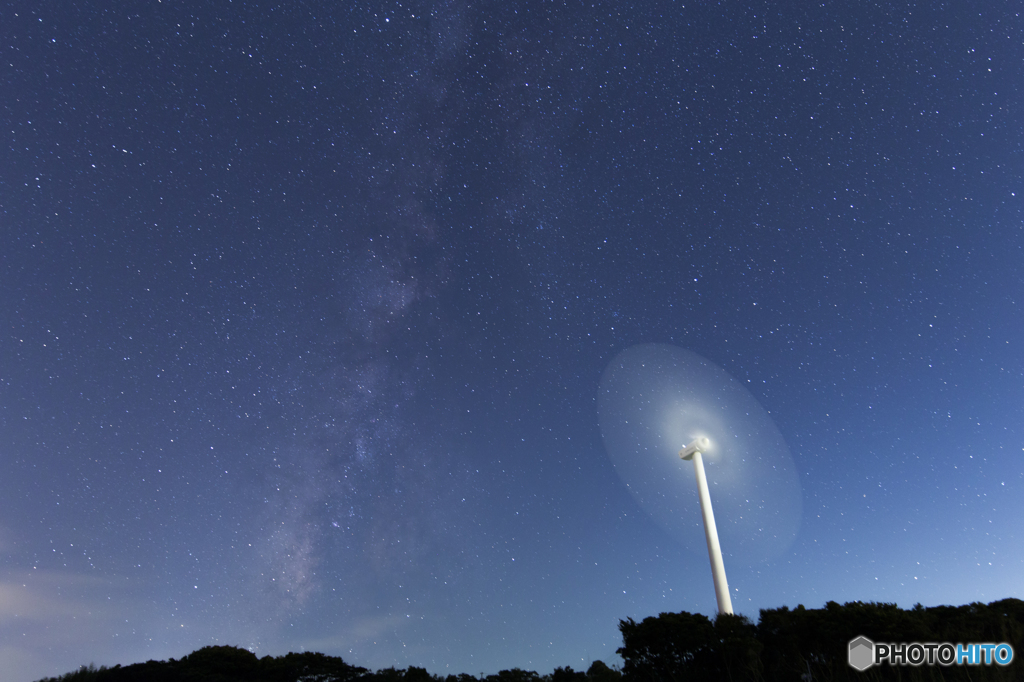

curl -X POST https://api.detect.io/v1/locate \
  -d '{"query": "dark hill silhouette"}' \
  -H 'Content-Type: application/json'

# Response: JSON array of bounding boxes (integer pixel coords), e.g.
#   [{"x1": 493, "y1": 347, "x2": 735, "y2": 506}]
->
[
  {"x1": 618, "y1": 598, "x2": 1024, "y2": 681},
  {"x1": 38, "y1": 598, "x2": 1024, "y2": 682}
]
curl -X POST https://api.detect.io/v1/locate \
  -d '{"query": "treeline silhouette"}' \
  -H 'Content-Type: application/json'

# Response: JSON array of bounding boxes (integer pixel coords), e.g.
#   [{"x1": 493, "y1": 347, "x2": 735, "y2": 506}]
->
[
  {"x1": 36, "y1": 652, "x2": 621, "y2": 682},
  {"x1": 39, "y1": 598, "x2": 1024, "y2": 682},
  {"x1": 619, "y1": 598, "x2": 1023, "y2": 681}
]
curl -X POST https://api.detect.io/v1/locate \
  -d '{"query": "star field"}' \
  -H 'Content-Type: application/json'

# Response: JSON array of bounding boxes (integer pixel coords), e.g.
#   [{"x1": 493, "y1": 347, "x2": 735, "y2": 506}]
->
[{"x1": 2, "y1": 2, "x2": 1022, "y2": 681}]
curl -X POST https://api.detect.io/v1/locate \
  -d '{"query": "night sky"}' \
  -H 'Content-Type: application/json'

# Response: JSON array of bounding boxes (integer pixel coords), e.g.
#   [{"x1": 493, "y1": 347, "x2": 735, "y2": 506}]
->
[{"x1": 2, "y1": 1, "x2": 1022, "y2": 680}]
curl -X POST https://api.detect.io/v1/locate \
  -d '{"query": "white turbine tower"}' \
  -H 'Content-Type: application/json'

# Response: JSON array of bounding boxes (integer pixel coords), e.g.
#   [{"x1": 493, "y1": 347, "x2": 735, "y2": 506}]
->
[{"x1": 679, "y1": 436, "x2": 733, "y2": 615}]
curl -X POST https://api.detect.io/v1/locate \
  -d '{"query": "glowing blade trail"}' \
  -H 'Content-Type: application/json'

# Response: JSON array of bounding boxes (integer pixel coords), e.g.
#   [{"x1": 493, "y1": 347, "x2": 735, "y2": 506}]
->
[{"x1": 598, "y1": 343, "x2": 802, "y2": 566}]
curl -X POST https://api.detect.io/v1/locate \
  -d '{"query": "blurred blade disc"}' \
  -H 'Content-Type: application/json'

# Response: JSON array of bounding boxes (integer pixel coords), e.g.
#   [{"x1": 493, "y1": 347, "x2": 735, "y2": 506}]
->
[{"x1": 598, "y1": 343, "x2": 801, "y2": 564}]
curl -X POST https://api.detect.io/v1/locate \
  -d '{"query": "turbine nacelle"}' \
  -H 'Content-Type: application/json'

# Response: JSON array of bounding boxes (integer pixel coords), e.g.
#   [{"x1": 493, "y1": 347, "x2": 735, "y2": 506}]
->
[{"x1": 679, "y1": 436, "x2": 711, "y2": 461}]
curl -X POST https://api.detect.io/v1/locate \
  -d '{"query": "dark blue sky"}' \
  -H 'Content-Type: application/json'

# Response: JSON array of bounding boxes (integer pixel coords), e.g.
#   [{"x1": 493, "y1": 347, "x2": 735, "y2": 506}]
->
[{"x1": 2, "y1": 1, "x2": 1022, "y2": 680}]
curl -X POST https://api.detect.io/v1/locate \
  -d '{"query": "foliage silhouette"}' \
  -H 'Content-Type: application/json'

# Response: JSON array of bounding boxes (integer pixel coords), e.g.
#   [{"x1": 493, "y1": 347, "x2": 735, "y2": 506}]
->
[
  {"x1": 621, "y1": 599, "x2": 1024, "y2": 682},
  {"x1": 550, "y1": 666, "x2": 587, "y2": 682},
  {"x1": 37, "y1": 644, "x2": 368, "y2": 682},
  {"x1": 36, "y1": 599, "x2": 1024, "y2": 682}
]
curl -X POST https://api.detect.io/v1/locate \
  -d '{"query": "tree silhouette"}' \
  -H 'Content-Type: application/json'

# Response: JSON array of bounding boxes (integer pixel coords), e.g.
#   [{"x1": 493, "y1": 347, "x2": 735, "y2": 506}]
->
[
  {"x1": 551, "y1": 666, "x2": 587, "y2": 682},
  {"x1": 584, "y1": 660, "x2": 621, "y2": 682},
  {"x1": 35, "y1": 598, "x2": 1024, "y2": 682},
  {"x1": 617, "y1": 610, "x2": 715, "y2": 682}
]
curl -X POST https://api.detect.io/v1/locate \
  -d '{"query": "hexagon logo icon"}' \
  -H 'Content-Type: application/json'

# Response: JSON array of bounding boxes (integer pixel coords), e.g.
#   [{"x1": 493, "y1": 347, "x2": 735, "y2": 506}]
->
[{"x1": 848, "y1": 636, "x2": 875, "y2": 671}]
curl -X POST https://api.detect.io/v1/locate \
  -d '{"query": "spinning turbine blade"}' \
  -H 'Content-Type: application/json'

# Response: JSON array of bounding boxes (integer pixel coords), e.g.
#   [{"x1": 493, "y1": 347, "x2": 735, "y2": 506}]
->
[{"x1": 598, "y1": 343, "x2": 802, "y2": 567}]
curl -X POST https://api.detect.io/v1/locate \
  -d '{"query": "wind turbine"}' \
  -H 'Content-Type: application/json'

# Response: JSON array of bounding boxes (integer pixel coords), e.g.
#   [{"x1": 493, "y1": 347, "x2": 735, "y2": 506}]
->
[
  {"x1": 597, "y1": 343, "x2": 801, "y2": 611},
  {"x1": 679, "y1": 436, "x2": 732, "y2": 615}
]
